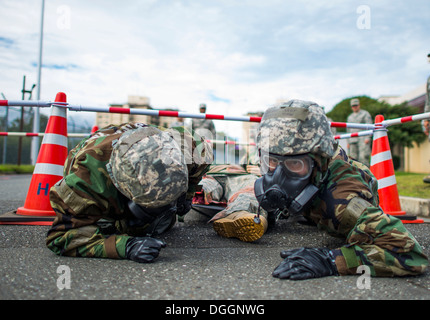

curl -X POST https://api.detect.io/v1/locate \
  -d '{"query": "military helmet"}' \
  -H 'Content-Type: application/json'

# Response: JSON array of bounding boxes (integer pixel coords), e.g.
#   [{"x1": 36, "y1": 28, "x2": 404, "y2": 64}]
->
[
  {"x1": 256, "y1": 100, "x2": 336, "y2": 158},
  {"x1": 107, "y1": 126, "x2": 188, "y2": 208}
]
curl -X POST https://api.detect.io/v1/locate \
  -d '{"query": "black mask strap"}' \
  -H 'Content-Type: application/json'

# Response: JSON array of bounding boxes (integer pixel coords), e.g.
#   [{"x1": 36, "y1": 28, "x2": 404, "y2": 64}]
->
[{"x1": 128, "y1": 201, "x2": 158, "y2": 224}]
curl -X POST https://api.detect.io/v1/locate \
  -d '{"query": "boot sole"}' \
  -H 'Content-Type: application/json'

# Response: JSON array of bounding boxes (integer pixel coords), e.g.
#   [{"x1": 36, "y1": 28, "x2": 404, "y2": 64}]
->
[{"x1": 213, "y1": 214, "x2": 265, "y2": 242}]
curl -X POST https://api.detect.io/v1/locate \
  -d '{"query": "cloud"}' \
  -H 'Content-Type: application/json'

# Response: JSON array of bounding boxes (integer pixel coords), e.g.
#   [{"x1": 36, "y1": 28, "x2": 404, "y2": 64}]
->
[
  {"x1": 30, "y1": 62, "x2": 79, "y2": 70},
  {"x1": 0, "y1": 37, "x2": 14, "y2": 48}
]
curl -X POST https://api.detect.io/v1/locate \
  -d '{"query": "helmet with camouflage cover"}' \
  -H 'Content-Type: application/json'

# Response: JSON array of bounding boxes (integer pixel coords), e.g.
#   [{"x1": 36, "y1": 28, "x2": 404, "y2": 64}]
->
[
  {"x1": 107, "y1": 126, "x2": 188, "y2": 208},
  {"x1": 256, "y1": 100, "x2": 336, "y2": 158}
]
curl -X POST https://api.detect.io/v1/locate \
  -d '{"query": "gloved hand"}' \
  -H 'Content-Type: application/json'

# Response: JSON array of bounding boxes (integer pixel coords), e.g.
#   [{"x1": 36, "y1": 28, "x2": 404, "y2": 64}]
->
[
  {"x1": 125, "y1": 237, "x2": 167, "y2": 263},
  {"x1": 272, "y1": 247, "x2": 338, "y2": 280},
  {"x1": 176, "y1": 193, "x2": 192, "y2": 217}
]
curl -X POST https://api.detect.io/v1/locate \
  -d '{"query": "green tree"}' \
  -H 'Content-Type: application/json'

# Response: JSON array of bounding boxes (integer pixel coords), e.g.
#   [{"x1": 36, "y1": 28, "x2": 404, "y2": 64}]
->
[{"x1": 327, "y1": 95, "x2": 378, "y2": 126}]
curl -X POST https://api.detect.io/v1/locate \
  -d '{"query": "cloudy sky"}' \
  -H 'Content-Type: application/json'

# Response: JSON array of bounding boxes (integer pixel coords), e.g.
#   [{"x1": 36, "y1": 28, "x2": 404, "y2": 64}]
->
[{"x1": 1, "y1": 0, "x2": 429, "y2": 138}]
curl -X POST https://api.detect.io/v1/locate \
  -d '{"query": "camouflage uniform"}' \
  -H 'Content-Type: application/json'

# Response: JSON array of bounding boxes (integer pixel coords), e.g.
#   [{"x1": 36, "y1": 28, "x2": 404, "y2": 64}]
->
[
  {"x1": 257, "y1": 100, "x2": 428, "y2": 277},
  {"x1": 198, "y1": 164, "x2": 264, "y2": 218},
  {"x1": 307, "y1": 145, "x2": 428, "y2": 276},
  {"x1": 191, "y1": 118, "x2": 216, "y2": 140},
  {"x1": 195, "y1": 157, "x2": 269, "y2": 242},
  {"x1": 46, "y1": 122, "x2": 212, "y2": 260},
  {"x1": 346, "y1": 103, "x2": 373, "y2": 166}
]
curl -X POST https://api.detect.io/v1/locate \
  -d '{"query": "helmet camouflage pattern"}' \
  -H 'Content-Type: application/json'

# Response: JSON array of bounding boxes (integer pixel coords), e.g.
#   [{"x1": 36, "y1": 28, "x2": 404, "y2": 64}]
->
[
  {"x1": 256, "y1": 99, "x2": 336, "y2": 158},
  {"x1": 107, "y1": 126, "x2": 188, "y2": 208}
]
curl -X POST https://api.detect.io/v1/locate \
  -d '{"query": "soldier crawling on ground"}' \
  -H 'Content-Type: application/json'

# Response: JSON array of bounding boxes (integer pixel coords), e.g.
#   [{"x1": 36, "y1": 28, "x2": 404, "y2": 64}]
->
[
  {"x1": 208, "y1": 100, "x2": 428, "y2": 280},
  {"x1": 46, "y1": 123, "x2": 212, "y2": 263},
  {"x1": 45, "y1": 103, "x2": 428, "y2": 281}
]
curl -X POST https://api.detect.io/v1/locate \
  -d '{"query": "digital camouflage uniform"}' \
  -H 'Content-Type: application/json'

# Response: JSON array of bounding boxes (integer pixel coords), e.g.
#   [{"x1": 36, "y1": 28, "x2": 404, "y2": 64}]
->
[
  {"x1": 346, "y1": 106, "x2": 373, "y2": 166},
  {"x1": 257, "y1": 100, "x2": 428, "y2": 277},
  {"x1": 195, "y1": 142, "x2": 269, "y2": 241},
  {"x1": 197, "y1": 164, "x2": 264, "y2": 219},
  {"x1": 194, "y1": 140, "x2": 268, "y2": 242},
  {"x1": 46, "y1": 122, "x2": 212, "y2": 260},
  {"x1": 191, "y1": 118, "x2": 216, "y2": 141}
]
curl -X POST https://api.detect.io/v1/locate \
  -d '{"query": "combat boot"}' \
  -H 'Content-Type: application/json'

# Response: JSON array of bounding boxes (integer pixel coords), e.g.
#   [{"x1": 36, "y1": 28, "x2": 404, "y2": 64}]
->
[{"x1": 212, "y1": 211, "x2": 268, "y2": 242}]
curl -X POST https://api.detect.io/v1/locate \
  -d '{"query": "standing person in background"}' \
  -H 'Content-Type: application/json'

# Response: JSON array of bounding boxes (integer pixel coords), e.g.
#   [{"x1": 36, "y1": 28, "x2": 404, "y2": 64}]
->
[
  {"x1": 192, "y1": 103, "x2": 216, "y2": 141},
  {"x1": 346, "y1": 98, "x2": 372, "y2": 166},
  {"x1": 170, "y1": 117, "x2": 185, "y2": 128}
]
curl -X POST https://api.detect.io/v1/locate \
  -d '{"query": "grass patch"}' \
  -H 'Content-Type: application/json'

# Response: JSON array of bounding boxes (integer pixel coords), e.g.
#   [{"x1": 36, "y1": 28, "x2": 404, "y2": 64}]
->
[
  {"x1": 395, "y1": 171, "x2": 430, "y2": 199},
  {"x1": 0, "y1": 164, "x2": 34, "y2": 174}
]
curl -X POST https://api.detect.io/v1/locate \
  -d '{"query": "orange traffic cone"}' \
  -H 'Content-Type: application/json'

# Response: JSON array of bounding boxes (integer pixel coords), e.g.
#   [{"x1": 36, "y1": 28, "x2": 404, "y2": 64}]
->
[
  {"x1": 0, "y1": 92, "x2": 68, "y2": 225},
  {"x1": 370, "y1": 115, "x2": 423, "y2": 224}
]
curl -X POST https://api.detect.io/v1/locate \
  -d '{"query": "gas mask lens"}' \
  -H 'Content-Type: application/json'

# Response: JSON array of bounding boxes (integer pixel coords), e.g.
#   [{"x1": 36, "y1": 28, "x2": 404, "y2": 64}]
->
[{"x1": 261, "y1": 154, "x2": 313, "y2": 178}]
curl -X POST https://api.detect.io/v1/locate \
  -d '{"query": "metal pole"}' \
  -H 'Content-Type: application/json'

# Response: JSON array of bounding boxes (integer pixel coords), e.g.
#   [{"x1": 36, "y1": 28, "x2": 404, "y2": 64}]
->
[
  {"x1": 1, "y1": 93, "x2": 7, "y2": 164},
  {"x1": 31, "y1": 0, "x2": 45, "y2": 165},
  {"x1": 17, "y1": 76, "x2": 27, "y2": 165}
]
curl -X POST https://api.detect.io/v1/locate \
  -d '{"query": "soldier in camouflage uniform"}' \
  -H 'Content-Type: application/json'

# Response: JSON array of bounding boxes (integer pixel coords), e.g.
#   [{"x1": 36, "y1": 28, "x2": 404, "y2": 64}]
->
[
  {"x1": 253, "y1": 100, "x2": 428, "y2": 280},
  {"x1": 46, "y1": 122, "x2": 212, "y2": 263},
  {"x1": 346, "y1": 98, "x2": 373, "y2": 167}
]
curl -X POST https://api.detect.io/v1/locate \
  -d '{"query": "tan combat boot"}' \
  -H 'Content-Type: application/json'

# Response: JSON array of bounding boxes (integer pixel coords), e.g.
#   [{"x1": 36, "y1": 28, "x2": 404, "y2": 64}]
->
[{"x1": 212, "y1": 211, "x2": 268, "y2": 242}]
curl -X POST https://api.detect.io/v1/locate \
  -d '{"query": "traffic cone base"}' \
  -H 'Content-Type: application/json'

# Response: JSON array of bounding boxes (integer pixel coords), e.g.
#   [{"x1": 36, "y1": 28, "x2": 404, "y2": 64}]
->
[
  {"x1": 399, "y1": 215, "x2": 424, "y2": 223},
  {"x1": 0, "y1": 210, "x2": 55, "y2": 226}
]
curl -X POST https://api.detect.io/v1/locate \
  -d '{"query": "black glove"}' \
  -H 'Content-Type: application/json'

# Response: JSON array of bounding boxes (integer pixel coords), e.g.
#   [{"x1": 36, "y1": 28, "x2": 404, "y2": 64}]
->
[
  {"x1": 176, "y1": 193, "x2": 192, "y2": 217},
  {"x1": 272, "y1": 247, "x2": 338, "y2": 280},
  {"x1": 125, "y1": 237, "x2": 167, "y2": 263}
]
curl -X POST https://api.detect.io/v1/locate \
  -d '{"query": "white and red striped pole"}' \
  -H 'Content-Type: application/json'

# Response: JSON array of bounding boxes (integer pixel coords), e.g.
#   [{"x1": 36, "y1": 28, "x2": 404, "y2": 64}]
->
[
  {"x1": 0, "y1": 132, "x2": 257, "y2": 147},
  {"x1": 382, "y1": 112, "x2": 430, "y2": 127},
  {"x1": 1, "y1": 98, "x2": 430, "y2": 127},
  {"x1": 0, "y1": 132, "x2": 87, "y2": 138},
  {"x1": 333, "y1": 129, "x2": 374, "y2": 140},
  {"x1": 0, "y1": 132, "x2": 43, "y2": 137},
  {"x1": 66, "y1": 104, "x2": 264, "y2": 123},
  {"x1": 0, "y1": 98, "x2": 395, "y2": 128},
  {"x1": 329, "y1": 121, "x2": 376, "y2": 130},
  {"x1": 0, "y1": 99, "x2": 52, "y2": 108},
  {"x1": 66, "y1": 105, "x2": 385, "y2": 129}
]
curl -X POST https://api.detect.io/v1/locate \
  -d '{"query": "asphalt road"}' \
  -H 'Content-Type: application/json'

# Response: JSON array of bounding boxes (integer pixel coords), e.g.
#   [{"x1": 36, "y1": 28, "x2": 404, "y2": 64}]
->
[{"x1": 0, "y1": 174, "x2": 429, "y2": 303}]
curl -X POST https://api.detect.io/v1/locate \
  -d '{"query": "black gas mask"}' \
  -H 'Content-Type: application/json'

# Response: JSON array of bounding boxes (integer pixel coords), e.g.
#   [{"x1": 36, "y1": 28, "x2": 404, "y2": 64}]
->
[
  {"x1": 127, "y1": 200, "x2": 177, "y2": 235},
  {"x1": 254, "y1": 153, "x2": 319, "y2": 218}
]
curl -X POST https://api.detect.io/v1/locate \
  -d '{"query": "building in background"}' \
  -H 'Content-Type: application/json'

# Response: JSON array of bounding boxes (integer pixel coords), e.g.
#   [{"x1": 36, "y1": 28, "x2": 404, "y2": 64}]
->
[
  {"x1": 378, "y1": 83, "x2": 429, "y2": 173},
  {"x1": 96, "y1": 95, "x2": 178, "y2": 129}
]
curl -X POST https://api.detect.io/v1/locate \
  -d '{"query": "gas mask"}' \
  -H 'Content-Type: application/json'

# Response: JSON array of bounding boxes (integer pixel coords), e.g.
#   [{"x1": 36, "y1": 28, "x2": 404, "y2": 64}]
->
[
  {"x1": 254, "y1": 153, "x2": 319, "y2": 218},
  {"x1": 127, "y1": 200, "x2": 177, "y2": 235}
]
